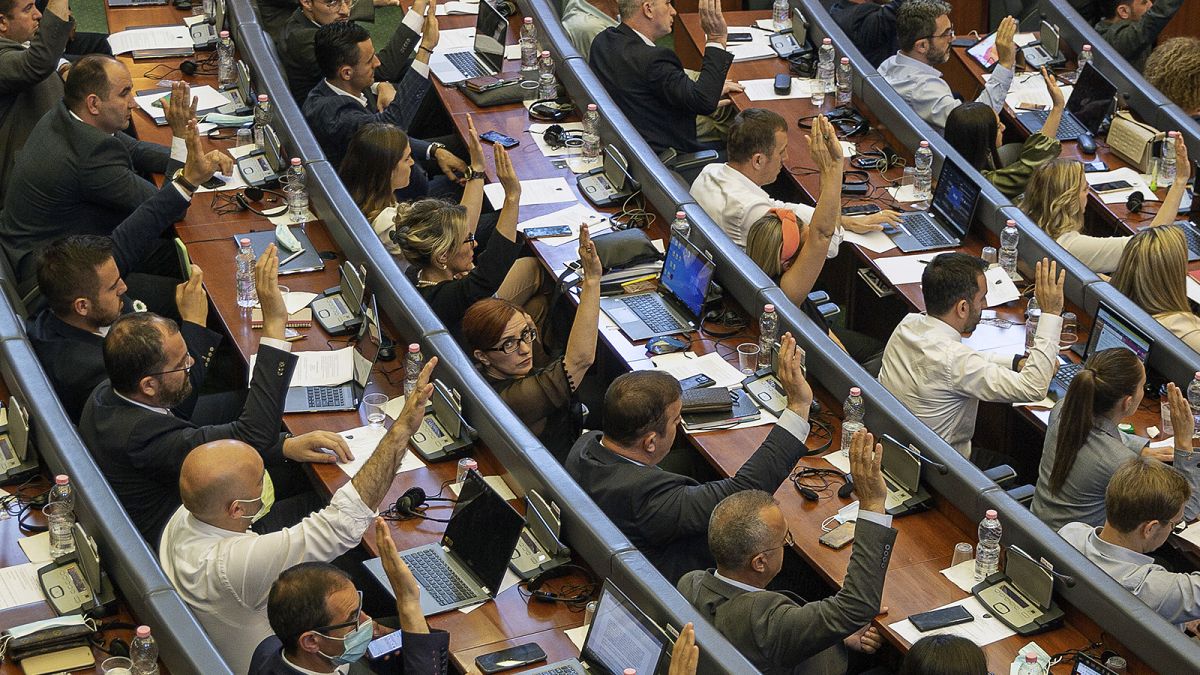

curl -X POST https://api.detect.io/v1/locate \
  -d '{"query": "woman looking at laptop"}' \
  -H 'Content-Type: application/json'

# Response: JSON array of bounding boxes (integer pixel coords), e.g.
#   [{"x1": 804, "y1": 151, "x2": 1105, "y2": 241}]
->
[
  {"x1": 460, "y1": 226, "x2": 602, "y2": 462},
  {"x1": 944, "y1": 68, "x2": 1063, "y2": 200},
  {"x1": 1021, "y1": 140, "x2": 1189, "y2": 274},
  {"x1": 1111, "y1": 227, "x2": 1200, "y2": 352}
]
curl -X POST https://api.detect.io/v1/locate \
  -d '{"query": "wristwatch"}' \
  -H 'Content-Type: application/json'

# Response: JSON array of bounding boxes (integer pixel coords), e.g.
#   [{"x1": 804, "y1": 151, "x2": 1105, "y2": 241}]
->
[
  {"x1": 172, "y1": 168, "x2": 198, "y2": 195},
  {"x1": 427, "y1": 141, "x2": 446, "y2": 160},
  {"x1": 462, "y1": 165, "x2": 485, "y2": 181}
]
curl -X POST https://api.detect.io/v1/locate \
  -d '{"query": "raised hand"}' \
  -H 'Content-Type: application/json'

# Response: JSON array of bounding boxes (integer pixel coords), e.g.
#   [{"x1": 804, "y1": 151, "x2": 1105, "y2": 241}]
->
[
  {"x1": 1168, "y1": 383, "x2": 1194, "y2": 452},
  {"x1": 175, "y1": 264, "x2": 208, "y2": 326},
  {"x1": 697, "y1": 0, "x2": 727, "y2": 45},
  {"x1": 994, "y1": 16, "x2": 1017, "y2": 69},
  {"x1": 668, "y1": 623, "x2": 699, "y2": 675},
  {"x1": 375, "y1": 517, "x2": 429, "y2": 632},
  {"x1": 578, "y1": 224, "x2": 602, "y2": 282},
  {"x1": 182, "y1": 119, "x2": 233, "y2": 187},
  {"x1": 776, "y1": 332, "x2": 814, "y2": 417},
  {"x1": 849, "y1": 429, "x2": 887, "y2": 513},
  {"x1": 495, "y1": 145, "x2": 521, "y2": 202},
  {"x1": 1176, "y1": 134, "x2": 1191, "y2": 184},
  {"x1": 165, "y1": 79, "x2": 198, "y2": 138},
  {"x1": 254, "y1": 244, "x2": 287, "y2": 339},
  {"x1": 1042, "y1": 67, "x2": 1064, "y2": 110},
  {"x1": 394, "y1": 356, "x2": 438, "y2": 437},
  {"x1": 1033, "y1": 258, "x2": 1065, "y2": 316},
  {"x1": 419, "y1": 0, "x2": 440, "y2": 55},
  {"x1": 465, "y1": 113, "x2": 486, "y2": 171}
]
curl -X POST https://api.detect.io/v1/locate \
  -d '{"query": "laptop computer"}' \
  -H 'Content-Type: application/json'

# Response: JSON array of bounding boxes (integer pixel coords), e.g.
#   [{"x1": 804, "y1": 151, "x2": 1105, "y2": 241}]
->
[
  {"x1": 599, "y1": 234, "x2": 716, "y2": 341},
  {"x1": 282, "y1": 298, "x2": 380, "y2": 413},
  {"x1": 889, "y1": 160, "x2": 981, "y2": 253},
  {"x1": 428, "y1": 0, "x2": 507, "y2": 85},
  {"x1": 1017, "y1": 63, "x2": 1116, "y2": 141},
  {"x1": 1048, "y1": 302, "x2": 1152, "y2": 400},
  {"x1": 364, "y1": 469, "x2": 525, "y2": 615},
  {"x1": 879, "y1": 435, "x2": 933, "y2": 516},
  {"x1": 523, "y1": 580, "x2": 671, "y2": 675}
]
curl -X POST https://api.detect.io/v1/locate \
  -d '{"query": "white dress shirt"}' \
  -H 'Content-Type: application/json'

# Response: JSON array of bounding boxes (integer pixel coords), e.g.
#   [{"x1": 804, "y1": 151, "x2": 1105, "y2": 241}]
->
[
  {"x1": 878, "y1": 312, "x2": 1062, "y2": 458},
  {"x1": 159, "y1": 482, "x2": 376, "y2": 674},
  {"x1": 877, "y1": 52, "x2": 1013, "y2": 133},
  {"x1": 690, "y1": 163, "x2": 839, "y2": 253}
]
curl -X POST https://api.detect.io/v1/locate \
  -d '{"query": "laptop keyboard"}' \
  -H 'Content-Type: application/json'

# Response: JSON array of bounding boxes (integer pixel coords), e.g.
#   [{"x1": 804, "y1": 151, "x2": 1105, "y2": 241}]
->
[
  {"x1": 1052, "y1": 362, "x2": 1082, "y2": 391},
  {"x1": 1024, "y1": 109, "x2": 1088, "y2": 141},
  {"x1": 1177, "y1": 221, "x2": 1200, "y2": 259},
  {"x1": 621, "y1": 294, "x2": 686, "y2": 333},
  {"x1": 401, "y1": 549, "x2": 476, "y2": 606},
  {"x1": 306, "y1": 387, "x2": 346, "y2": 409},
  {"x1": 446, "y1": 51, "x2": 486, "y2": 78},
  {"x1": 899, "y1": 212, "x2": 954, "y2": 247}
]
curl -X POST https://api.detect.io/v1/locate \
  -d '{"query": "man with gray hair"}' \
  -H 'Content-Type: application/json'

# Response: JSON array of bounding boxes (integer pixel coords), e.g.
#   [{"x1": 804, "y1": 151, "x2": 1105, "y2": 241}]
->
[
  {"x1": 878, "y1": 3, "x2": 1017, "y2": 132},
  {"x1": 677, "y1": 429, "x2": 897, "y2": 673}
]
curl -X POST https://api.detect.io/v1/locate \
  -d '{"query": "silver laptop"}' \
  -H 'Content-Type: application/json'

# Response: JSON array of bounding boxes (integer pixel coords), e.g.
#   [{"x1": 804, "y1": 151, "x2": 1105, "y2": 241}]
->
[
  {"x1": 1048, "y1": 303, "x2": 1151, "y2": 400},
  {"x1": 364, "y1": 470, "x2": 525, "y2": 615},
  {"x1": 524, "y1": 581, "x2": 670, "y2": 675},
  {"x1": 600, "y1": 234, "x2": 715, "y2": 341},
  {"x1": 428, "y1": 0, "x2": 507, "y2": 84},
  {"x1": 282, "y1": 298, "x2": 379, "y2": 413},
  {"x1": 888, "y1": 160, "x2": 980, "y2": 253}
]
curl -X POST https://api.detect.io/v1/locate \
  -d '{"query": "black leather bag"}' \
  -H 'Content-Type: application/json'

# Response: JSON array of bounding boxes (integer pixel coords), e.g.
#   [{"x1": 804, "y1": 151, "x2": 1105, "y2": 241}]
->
[
  {"x1": 591, "y1": 228, "x2": 662, "y2": 273},
  {"x1": 459, "y1": 81, "x2": 525, "y2": 107}
]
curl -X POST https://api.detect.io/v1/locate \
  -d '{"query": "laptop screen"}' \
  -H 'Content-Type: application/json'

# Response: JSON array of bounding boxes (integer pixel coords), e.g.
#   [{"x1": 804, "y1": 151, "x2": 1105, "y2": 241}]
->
[
  {"x1": 967, "y1": 32, "x2": 999, "y2": 69},
  {"x1": 930, "y1": 160, "x2": 981, "y2": 238},
  {"x1": 660, "y1": 235, "x2": 716, "y2": 321},
  {"x1": 442, "y1": 471, "x2": 525, "y2": 595},
  {"x1": 352, "y1": 299, "x2": 380, "y2": 388},
  {"x1": 582, "y1": 582, "x2": 668, "y2": 675},
  {"x1": 1067, "y1": 63, "x2": 1116, "y2": 135},
  {"x1": 473, "y1": 1, "x2": 508, "y2": 75},
  {"x1": 881, "y1": 436, "x2": 921, "y2": 493},
  {"x1": 1085, "y1": 304, "x2": 1152, "y2": 363}
]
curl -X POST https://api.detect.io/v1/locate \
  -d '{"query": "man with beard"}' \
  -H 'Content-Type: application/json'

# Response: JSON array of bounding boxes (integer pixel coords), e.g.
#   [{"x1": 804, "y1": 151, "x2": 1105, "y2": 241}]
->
[
  {"x1": 878, "y1": 2, "x2": 1017, "y2": 133},
  {"x1": 78, "y1": 246, "x2": 353, "y2": 546},
  {"x1": 879, "y1": 253, "x2": 1065, "y2": 465}
]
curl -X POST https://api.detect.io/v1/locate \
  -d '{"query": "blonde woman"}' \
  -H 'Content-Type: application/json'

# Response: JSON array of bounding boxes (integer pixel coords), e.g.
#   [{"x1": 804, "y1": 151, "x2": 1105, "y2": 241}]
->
[
  {"x1": 1144, "y1": 38, "x2": 1200, "y2": 118},
  {"x1": 1021, "y1": 144, "x2": 1190, "y2": 274},
  {"x1": 1111, "y1": 226, "x2": 1200, "y2": 351}
]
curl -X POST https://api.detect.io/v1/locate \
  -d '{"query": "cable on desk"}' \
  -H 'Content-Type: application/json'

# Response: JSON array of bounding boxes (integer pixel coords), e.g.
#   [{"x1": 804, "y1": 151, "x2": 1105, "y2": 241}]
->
[
  {"x1": 0, "y1": 478, "x2": 50, "y2": 533},
  {"x1": 611, "y1": 191, "x2": 655, "y2": 231},
  {"x1": 519, "y1": 563, "x2": 597, "y2": 608}
]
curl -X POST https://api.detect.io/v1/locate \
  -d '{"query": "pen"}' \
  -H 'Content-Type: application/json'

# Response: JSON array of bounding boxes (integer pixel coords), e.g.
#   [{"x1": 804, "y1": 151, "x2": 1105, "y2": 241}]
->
[{"x1": 280, "y1": 249, "x2": 305, "y2": 267}]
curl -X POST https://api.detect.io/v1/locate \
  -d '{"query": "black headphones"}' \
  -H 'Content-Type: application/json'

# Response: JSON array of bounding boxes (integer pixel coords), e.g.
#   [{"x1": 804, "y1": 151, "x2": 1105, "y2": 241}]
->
[
  {"x1": 791, "y1": 467, "x2": 851, "y2": 502},
  {"x1": 543, "y1": 124, "x2": 583, "y2": 150},
  {"x1": 852, "y1": 147, "x2": 904, "y2": 173},
  {"x1": 525, "y1": 564, "x2": 597, "y2": 605},
  {"x1": 388, "y1": 487, "x2": 456, "y2": 523},
  {"x1": 529, "y1": 98, "x2": 574, "y2": 122},
  {"x1": 798, "y1": 107, "x2": 870, "y2": 137},
  {"x1": 1126, "y1": 190, "x2": 1145, "y2": 214},
  {"x1": 235, "y1": 187, "x2": 289, "y2": 218}
]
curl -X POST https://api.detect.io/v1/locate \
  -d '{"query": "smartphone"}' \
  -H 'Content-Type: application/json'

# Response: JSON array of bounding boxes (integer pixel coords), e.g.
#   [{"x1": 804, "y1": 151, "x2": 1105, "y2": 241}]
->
[
  {"x1": 679, "y1": 373, "x2": 716, "y2": 390},
  {"x1": 908, "y1": 604, "x2": 974, "y2": 632},
  {"x1": 366, "y1": 631, "x2": 404, "y2": 660},
  {"x1": 475, "y1": 643, "x2": 548, "y2": 673},
  {"x1": 728, "y1": 31, "x2": 753, "y2": 42},
  {"x1": 1083, "y1": 159, "x2": 1109, "y2": 173},
  {"x1": 174, "y1": 237, "x2": 192, "y2": 277},
  {"x1": 480, "y1": 130, "x2": 520, "y2": 148},
  {"x1": 842, "y1": 203, "x2": 881, "y2": 217},
  {"x1": 524, "y1": 225, "x2": 573, "y2": 239},
  {"x1": 819, "y1": 521, "x2": 855, "y2": 549},
  {"x1": 1092, "y1": 179, "x2": 1134, "y2": 193}
]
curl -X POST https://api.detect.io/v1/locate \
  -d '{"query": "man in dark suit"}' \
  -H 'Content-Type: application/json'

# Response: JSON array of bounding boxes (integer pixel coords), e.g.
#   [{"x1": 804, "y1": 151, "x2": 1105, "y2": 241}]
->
[
  {"x1": 77, "y1": 246, "x2": 354, "y2": 546},
  {"x1": 829, "y1": 0, "x2": 906, "y2": 68},
  {"x1": 251, "y1": 523, "x2": 449, "y2": 674},
  {"x1": 677, "y1": 430, "x2": 897, "y2": 674},
  {"x1": 565, "y1": 333, "x2": 813, "y2": 583},
  {"x1": 589, "y1": 0, "x2": 738, "y2": 154}
]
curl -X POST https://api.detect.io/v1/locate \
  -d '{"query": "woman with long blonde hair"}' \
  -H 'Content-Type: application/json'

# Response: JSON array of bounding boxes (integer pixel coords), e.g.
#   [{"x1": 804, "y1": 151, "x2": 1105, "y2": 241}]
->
[{"x1": 1111, "y1": 226, "x2": 1200, "y2": 351}]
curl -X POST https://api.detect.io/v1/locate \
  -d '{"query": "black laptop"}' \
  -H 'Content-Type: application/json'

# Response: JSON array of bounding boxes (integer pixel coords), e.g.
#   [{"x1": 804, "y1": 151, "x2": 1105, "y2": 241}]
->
[
  {"x1": 1048, "y1": 303, "x2": 1152, "y2": 400},
  {"x1": 1016, "y1": 63, "x2": 1116, "y2": 141}
]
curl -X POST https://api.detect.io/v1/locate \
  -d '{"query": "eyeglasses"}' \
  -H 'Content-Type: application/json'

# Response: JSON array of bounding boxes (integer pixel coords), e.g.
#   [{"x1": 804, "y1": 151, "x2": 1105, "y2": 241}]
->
[
  {"x1": 318, "y1": 0, "x2": 358, "y2": 8},
  {"x1": 313, "y1": 591, "x2": 364, "y2": 633},
  {"x1": 919, "y1": 26, "x2": 956, "y2": 41},
  {"x1": 463, "y1": 232, "x2": 477, "y2": 245},
  {"x1": 1166, "y1": 515, "x2": 1187, "y2": 531},
  {"x1": 756, "y1": 529, "x2": 795, "y2": 556},
  {"x1": 146, "y1": 353, "x2": 194, "y2": 378},
  {"x1": 487, "y1": 326, "x2": 537, "y2": 354}
]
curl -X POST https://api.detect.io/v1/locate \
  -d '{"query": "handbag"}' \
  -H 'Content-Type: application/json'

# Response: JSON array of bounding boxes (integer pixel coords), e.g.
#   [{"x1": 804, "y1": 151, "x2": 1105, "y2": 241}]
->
[
  {"x1": 590, "y1": 228, "x2": 662, "y2": 273},
  {"x1": 459, "y1": 81, "x2": 525, "y2": 107},
  {"x1": 1106, "y1": 110, "x2": 1163, "y2": 174}
]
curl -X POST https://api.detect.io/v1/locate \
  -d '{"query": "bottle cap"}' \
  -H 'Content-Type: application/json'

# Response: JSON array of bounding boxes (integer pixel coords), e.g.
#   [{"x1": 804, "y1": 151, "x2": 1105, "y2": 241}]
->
[
  {"x1": 257, "y1": 94, "x2": 269, "y2": 103},
  {"x1": 840, "y1": 57, "x2": 849, "y2": 64},
  {"x1": 985, "y1": 509, "x2": 998, "y2": 519},
  {"x1": 239, "y1": 237, "x2": 251, "y2": 246},
  {"x1": 291, "y1": 158, "x2": 302, "y2": 166},
  {"x1": 587, "y1": 103, "x2": 597, "y2": 111},
  {"x1": 55, "y1": 475, "x2": 69, "y2": 485},
  {"x1": 675, "y1": 211, "x2": 685, "y2": 219},
  {"x1": 1025, "y1": 653, "x2": 1038, "y2": 663},
  {"x1": 219, "y1": 30, "x2": 230, "y2": 38},
  {"x1": 1194, "y1": 371, "x2": 1200, "y2": 379},
  {"x1": 523, "y1": 16, "x2": 532, "y2": 23},
  {"x1": 822, "y1": 37, "x2": 831, "y2": 44},
  {"x1": 1006, "y1": 219, "x2": 1016, "y2": 227},
  {"x1": 850, "y1": 387, "x2": 861, "y2": 396},
  {"x1": 136, "y1": 626, "x2": 151, "y2": 638},
  {"x1": 623, "y1": 670, "x2": 636, "y2": 675},
  {"x1": 541, "y1": 50, "x2": 550, "y2": 57},
  {"x1": 1082, "y1": 44, "x2": 1092, "y2": 50},
  {"x1": 408, "y1": 343, "x2": 420, "y2": 353},
  {"x1": 764, "y1": 304, "x2": 774, "y2": 313},
  {"x1": 919, "y1": 140, "x2": 929, "y2": 147},
  {"x1": 1168, "y1": 131, "x2": 1178, "y2": 139}
]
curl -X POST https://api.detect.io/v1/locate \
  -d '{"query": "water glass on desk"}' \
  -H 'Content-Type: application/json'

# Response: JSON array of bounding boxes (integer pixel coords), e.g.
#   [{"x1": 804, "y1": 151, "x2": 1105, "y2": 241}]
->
[
  {"x1": 981, "y1": 246, "x2": 998, "y2": 268},
  {"x1": 363, "y1": 393, "x2": 388, "y2": 427},
  {"x1": 951, "y1": 542, "x2": 974, "y2": 567},
  {"x1": 737, "y1": 343, "x2": 761, "y2": 374},
  {"x1": 1060, "y1": 312, "x2": 1078, "y2": 349},
  {"x1": 101, "y1": 657, "x2": 133, "y2": 675}
]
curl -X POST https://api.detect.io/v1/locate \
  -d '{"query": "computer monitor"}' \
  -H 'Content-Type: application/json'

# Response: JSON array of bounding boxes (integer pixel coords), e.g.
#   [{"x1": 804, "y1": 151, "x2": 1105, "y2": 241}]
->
[{"x1": 1087, "y1": 304, "x2": 1152, "y2": 363}]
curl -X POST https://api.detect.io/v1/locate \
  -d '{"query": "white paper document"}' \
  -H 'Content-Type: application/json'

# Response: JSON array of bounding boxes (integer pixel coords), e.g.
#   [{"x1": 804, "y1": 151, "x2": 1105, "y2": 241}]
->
[
  {"x1": 940, "y1": 559, "x2": 979, "y2": 593},
  {"x1": 985, "y1": 71, "x2": 1073, "y2": 112},
  {"x1": 449, "y1": 475, "x2": 517, "y2": 501},
  {"x1": 0, "y1": 562, "x2": 45, "y2": 609},
  {"x1": 724, "y1": 28, "x2": 776, "y2": 62},
  {"x1": 842, "y1": 229, "x2": 897, "y2": 253},
  {"x1": 504, "y1": 44, "x2": 521, "y2": 60},
  {"x1": 517, "y1": 204, "x2": 612, "y2": 244},
  {"x1": 258, "y1": 291, "x2": 318, "y2": 315},
  {"x1": 890, "y1": 596, "x2": 1016, "y2": 647},
  {"x1": 874, "y1": 253, "x2": 938, "y2": 286},
  {"x1": 529, "y1": 122, "x2": 585, "y2": 158},
  {"x1": 1187, "y1": 275, "x2": 1200, "y2": 305},
  {"x1": 382, "y1": 395, "x2": 407, "y2": 420},
  {"x1": 1086, "y1": 168, "x2": 1157, "y2": 205},
  {"x1": 431, "y1": 27, "x2": 476, "y2": 54},
  {"x1": 1178, "y1": 520, "x2": 1200, "y2": 547},
  {"x1": 458, "y1": 568, "x2": 520, "y2": 613},
  {"x1": 984, "y1": 266, "x2": 1021, "y2": 307},
  {"x1": 564, "y1": 625, "x2": 590, "y2": 650},
  {"x1": 962, "y1": 314, "x2": 1026, "y2": 357},
  {"x1": 108, "y1": 26, "x2": 192, "y2": 55},
  {"x1": 135, "y1": 85, "x2": 234, "y2": 123},
  {"x1": 651, "y1": 351, "x2": 747, "y2": 391},
  {"x1": 251, "y1": 347, "x2": 353, "y2": 387},
  {"x1": 740, "y1": 77, "x2": 816, "y2": 101},
  {"x1": 484, "y1": 178, "x2": 576, "y2": 208},
  {"x1": 18, "y1": 532, "x2": 52, "y2": 564},
  {"x1": 336, "y1": 424, "x2": 425, "y2": 478},
  {"x1": 435, "y1": 0, "x2": 479, "y2": 14},
  {"x1": 887, "y1": 184, "x2": 924, "y2": 203}
]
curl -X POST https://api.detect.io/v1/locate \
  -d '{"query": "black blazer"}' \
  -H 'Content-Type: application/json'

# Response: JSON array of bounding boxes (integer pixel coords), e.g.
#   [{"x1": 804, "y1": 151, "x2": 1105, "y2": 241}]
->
[
  {"x1": 0, "y1": 101, "x2": 179, "y2": 285},
  {"x1": 249, "y1": 632, "x2": 450, "y2": 675},
  {"x1": 565, "y1": 426, "x2": 807, "y2": 582},
  {"x1": 302, "y1": 76, "x2": 431, "y2": 167},
  {"x1": 77, "y1": 344, "x2": 296, "y2": 546},
  {"x1": 588, "y1": 24, "x2": 732, "y2": 154}
]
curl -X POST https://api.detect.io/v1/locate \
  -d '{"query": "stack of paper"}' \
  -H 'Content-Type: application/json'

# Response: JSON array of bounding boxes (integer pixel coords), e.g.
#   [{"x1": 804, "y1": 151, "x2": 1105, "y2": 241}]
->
[
  {"x1": 516, "y1": 203, "x2": 613, "y2": 244},
  {"x1": 650, "y1": 351, "x2": 746, "y2": 390},
  {"x1": 336, "y1": 424, "x2": 426, "y2": 478},
  {"x1": 874, "y1": 253, "x2": 938, "y2": 286},
  {"x1": 435, "y1": 0, "x2": 479, "y2": 14},
  {"x1": 740, "y1": 77, "x2": 816, "y2": 102},
  {"x1": 135, "y1": 85, "x2": 234, "y2": 125},
  {"x1": 724, "y1": 28, "x2": 777, "y2": 62},
  {"x1": 108, "y1": 26, "x2": 192, "y2": 56},
  {"x1": 483, "y1": 178, "x2": 575, "y2": 208},
  {"x1": 250, "y1": 348, "x2": 354, "y2": 387}
]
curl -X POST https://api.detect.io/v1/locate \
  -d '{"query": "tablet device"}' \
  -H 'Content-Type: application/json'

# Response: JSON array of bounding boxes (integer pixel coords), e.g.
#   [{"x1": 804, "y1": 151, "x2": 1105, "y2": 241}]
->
[{"x1": 967, "y1": 32, "x2": 999, "y2": 70}]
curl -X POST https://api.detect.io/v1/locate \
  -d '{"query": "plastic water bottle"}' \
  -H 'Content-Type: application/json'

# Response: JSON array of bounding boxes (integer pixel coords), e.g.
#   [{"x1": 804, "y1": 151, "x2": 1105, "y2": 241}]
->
[
  {"x1": 836, "y1": 57, "x2": 852, "y2": 106},
  {"x1": 217, "y1": 31, "x2": 236, "y2": 86},
  {"x1": 818, "y1": 38, "x2": 836, "y2": 94},
  {"x1": 670, "y1": 211, "x2": 690, "y2": 241},
  {"x1": 537, "y1": 51, "x2": 557, "y2": 100},
  {"x1": 252, "y1": 94, "x2": 271, "y2": 148},
  {"x1": 914, "y1": 141, "x2": 933, "y2": 202},
  {"x1": 202, "y1": 0, "x2": 215, "y2": 21},
  {"x1": 1160, "y1": 131, "x2": 1177, "y2": 188},
  {"x1": 840, "y1": 387, "x2": 865, "y2": 457},
  {"x1": 1000, "y1": 220, "x2": 1020, "y2": 280},
  {"x1": 1017, "y1": 653, "x2": 1043, "y2": 675},
  {"x1": 581, "y1": 104, "x2": 601, "y2": 160},
  {"x1": 1187, "y1": 372, "x2": 1200, "y2": 439},
  {"x1": 1075, "y1": 44, "x2": 1093, "y2": 82},
  {"x1": 130, "y1": 626, "x2": 160, "y2": 675},
  {"x1": 771, "y1": 0, "x2": 790, "y2": 32},
  {"x1": 519, "y1": 18, "x2": 538, "y2": 72},
  {"x1": 758, "y1": 304, "x2": 777, "y2": 370},
  {"x1": 975, "y1": 509, "x2": 1002, "y2": 581},
  {"x1": 404, "y1": 344, "x2": 423, "y2": 396},
  {"x1": 235, "y1": 238, "x2": 257, "y2": 308},
  {"x1": 1025, "y1": 295, "x2": 1040, "y2": 351},
  {"x1": 285, "y1": 157, "x2": 305, "y2": 189},
  {"x1": 47, "y1": 475, "x2": 75, "y2": 558},
  {"x1": 286, "y1": 158, "x2": 308, "y2": 222}
]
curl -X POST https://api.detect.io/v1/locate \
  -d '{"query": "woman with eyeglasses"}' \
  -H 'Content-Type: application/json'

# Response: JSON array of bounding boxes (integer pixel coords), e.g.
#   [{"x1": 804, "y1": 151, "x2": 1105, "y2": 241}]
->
[
  {"x1": 460, "y1": 226, "x2": 602, "y2": 461},
  {"x1": 391, "y1": 133, "x2": 547, "y2": 339}
]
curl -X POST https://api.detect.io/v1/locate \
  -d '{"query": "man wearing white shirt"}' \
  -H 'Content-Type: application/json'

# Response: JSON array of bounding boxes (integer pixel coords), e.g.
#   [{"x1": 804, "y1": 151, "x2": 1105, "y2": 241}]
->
[
  {"x1": 160, "y1": 365, "x2": 434, "y2": 674},
  {"x1": 878, "y1": 3, "x2": 1017, "y2": 133},
  {"x1": 879, "y1": 253, "x2": 1065, "y2": 463}
]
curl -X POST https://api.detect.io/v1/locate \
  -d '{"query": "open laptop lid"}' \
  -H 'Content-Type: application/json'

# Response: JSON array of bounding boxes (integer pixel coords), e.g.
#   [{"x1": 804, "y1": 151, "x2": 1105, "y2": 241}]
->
[
  {"x1": 442, "y1": 469, "x2": 525, "y2": 595},
  {"x1": 1085, "y1": 303, "x2": 1152, "y2": 363},
  {"x1": 1067, "y1": 63, "x2": 1116, "y2": 135},
  {"x1": 929, "y1": 159, "x2": 981, "y2": 240},
  {"x1": 352, "y1": 296, "x2": 380, "y2": 389},
  {"x1": 660, "y1": 234, "x2": 716, "y2": 323},
  {"x1": 473, "y1": 0, "x2": 508, "y2": 74},
  {"x1": 580, "y1": 581, "x2": 670, "y2": 675}
]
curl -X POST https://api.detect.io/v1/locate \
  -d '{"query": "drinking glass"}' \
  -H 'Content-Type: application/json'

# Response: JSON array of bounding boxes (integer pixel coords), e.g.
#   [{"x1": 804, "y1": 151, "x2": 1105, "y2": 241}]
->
[
  {"x1": 951, "y1": 542, "x2": 974, "y2": 567},
  {"x1": 1060, "y1": 312, "x2": 1078, "y2": 349},
  {"x1": 363, "y1": 393, "x2": 388, "y2": 427},
  {"x1": 101, "y1": 657, "x2": 133, "y2": 675},
  {"x1": 981, "y1": 246, "x2": 998, "y2": 267},
  {"x1": 737, "y1": 343, "x2": 761, "y2": 374}
]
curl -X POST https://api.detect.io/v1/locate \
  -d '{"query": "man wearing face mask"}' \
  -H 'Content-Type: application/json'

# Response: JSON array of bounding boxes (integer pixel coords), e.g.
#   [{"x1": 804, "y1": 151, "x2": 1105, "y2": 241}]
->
[
  {"x1": 78, "y1": 246, "x2": 352, "y2": 547},
  {"x1": 160, "y1": 362, "x2": 437, "y2": 674},
  {"x1": 251, "y1": 520, "x2": 449, "y2": 674}
]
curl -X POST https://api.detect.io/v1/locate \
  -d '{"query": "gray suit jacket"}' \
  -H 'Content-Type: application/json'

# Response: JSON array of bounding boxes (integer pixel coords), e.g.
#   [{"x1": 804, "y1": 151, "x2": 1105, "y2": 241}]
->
[{"x1": 677, "y1": 518, "x2": 896, "y2": 675}]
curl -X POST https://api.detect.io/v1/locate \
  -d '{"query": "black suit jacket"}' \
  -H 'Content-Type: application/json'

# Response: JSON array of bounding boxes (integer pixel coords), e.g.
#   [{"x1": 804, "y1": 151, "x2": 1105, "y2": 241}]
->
[
  {"x1": 0, "y1": 101, "x2": 179, "y2": 285},
  {"x1": 588, "y1": 24, "x2": 732, "y2": 154},
  {"x1": 564, "y1": 423, "x2": 807, "y2": 582},
  {"x1": 249, "y1": 632, "x2": 450, "y2": 675},
  {"x1": 302, "y1": 77, "x2": 430, "y2": 167},
  {"x1": 829, "y1": 0, "x2": 905, "y2": 68},
  {"x1": 78, "y1": 344, "x2": 296, "y2": 546}
]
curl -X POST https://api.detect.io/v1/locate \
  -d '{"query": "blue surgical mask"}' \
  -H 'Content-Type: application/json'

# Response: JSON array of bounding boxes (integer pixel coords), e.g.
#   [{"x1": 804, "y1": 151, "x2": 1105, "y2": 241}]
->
[{"x1": 317, "y1": 619, "x2": 374, "y2": 666}]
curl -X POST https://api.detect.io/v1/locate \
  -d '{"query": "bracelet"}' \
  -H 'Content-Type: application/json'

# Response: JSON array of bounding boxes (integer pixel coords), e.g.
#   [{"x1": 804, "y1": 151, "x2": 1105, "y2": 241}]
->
[{"x1": 419, "y1": 45, "x2": 434, "y2": 54}]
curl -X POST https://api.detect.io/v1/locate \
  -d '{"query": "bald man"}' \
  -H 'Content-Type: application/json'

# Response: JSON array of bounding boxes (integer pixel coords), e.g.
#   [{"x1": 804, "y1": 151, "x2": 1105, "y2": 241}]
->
[{"x1": 159, "y1": 357, "x2": 436, "y2": 674}]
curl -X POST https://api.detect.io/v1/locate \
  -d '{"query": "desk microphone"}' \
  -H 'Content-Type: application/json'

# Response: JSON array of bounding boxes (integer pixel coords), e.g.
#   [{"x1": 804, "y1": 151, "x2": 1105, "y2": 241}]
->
[
  {"x1": 882, "y1": 434, "x2": 950, "y2": 475},
  {"x1": 1045, "y1": 565, "x2": 1076, "y2": 588}
]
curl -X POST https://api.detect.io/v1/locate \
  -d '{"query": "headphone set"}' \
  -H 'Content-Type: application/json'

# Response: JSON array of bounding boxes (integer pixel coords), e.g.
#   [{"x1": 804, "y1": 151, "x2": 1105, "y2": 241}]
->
[
  {"x1": 542, "y1": 124, "x2": 583, "y2": 150},
  {"x1": 212, "y1": 186, "x2": 289, "y2": 217},
  {"x1": 797, "y1": 107, "x2": 870, "y2": 137},
  {"x1": 851, "y1": 147, "x2": 905, "y2": 174},
  {"x1": 524, "y1": 564, "x2": 597, "y2": 605},
  {"x1": 791, "y1": 466, "x2": 853, "y2": 502},
  {"x1": 385, "y1": 486, "x2": 457, "y2": 523},
  {"x1": 529, "y1": 99, "x2": 575, "y2": 122}
]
